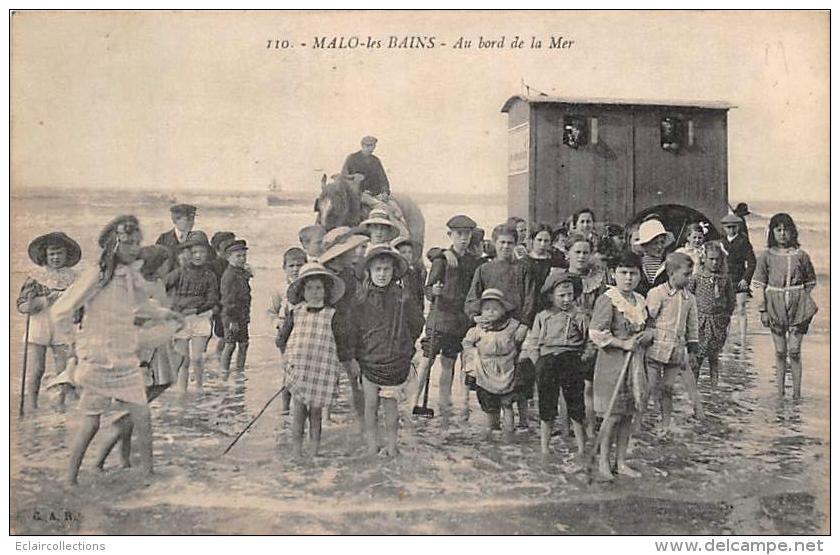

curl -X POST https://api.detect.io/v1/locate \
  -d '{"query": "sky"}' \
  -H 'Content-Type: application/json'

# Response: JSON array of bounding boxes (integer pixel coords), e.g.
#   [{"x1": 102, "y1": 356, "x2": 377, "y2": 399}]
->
[{"x1": 10, "y1": 10, "x2": 829, "y2": 202}]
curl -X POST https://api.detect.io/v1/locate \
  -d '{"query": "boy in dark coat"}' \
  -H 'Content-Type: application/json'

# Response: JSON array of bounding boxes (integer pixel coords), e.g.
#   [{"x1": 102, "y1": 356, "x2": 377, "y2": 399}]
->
[
  {"x1": 721, "y1": 213, "x2": 757, "y2": 346},
  {"x1": 220, "y1": 240, "x2": 251, "y2": 379},
  {"x1": 348, "y1": 245, "x2": 425, "y2": 457},
  {"x1": 411, "y1": 215, "x2": 482, "y2": 421}
]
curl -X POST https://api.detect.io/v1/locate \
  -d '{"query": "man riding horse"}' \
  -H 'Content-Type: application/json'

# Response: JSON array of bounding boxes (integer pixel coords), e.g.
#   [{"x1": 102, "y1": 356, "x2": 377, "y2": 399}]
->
[{"x1": 341, "y1": 135, "x2": 406, "y2": 226}]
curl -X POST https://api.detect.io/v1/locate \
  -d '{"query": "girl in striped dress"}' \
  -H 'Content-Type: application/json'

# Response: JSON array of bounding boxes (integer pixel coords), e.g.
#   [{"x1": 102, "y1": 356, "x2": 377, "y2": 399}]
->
[
  {"x1": 276, "y1": 263, "x2": 347, "y2": 458},
  {"x1": 752, "y1": 213, "x2": 817, "y2": 399}
]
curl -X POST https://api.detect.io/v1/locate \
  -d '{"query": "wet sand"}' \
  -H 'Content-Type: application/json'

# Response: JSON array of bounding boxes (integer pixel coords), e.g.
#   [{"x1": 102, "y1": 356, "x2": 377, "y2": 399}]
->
[
  {"x1": 10, "y1": 327, "x2": 829, "y2": 535},
  {"x1": 9, "y1": 191, "x2": 830, "y2": 535}
]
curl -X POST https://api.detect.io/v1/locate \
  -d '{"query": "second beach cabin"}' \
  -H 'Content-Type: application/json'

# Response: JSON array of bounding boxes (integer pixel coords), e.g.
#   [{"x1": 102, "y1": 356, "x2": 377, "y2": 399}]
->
[{"x1": 501, "y1": 95, "x2": 733, "y2": 227}]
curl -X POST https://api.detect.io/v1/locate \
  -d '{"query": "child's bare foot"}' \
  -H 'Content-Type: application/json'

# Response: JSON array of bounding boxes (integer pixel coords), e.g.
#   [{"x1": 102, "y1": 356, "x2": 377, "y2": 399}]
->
[
  {"x1": 66, "y1": 477, "x2": 79, "y2": 488},
  {"x1": 595, "y1": 464, "x2": 614, "y2": 482},
  {"x1": 364, "y1": 445, "x2": 379, "y2": 458},
  {"x1": 384, "y1": 446, "x2": 399, "y2": 457},
  {"x1": 481, "y1": 429, "x2": 495, "y2": 442},
  {"x1": 615, "y1": 463, "x2": 641, "y2": 478},
  {"x1": 503, "y1": 430, "x2": 515, "y2": 443}
]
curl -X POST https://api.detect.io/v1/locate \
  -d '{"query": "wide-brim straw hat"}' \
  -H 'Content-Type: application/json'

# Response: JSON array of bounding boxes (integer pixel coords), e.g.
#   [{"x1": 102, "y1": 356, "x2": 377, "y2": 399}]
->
[
  {"x1": 633, "y1": 218, "x2": 675, "y2": 247},
  {"x1": 319, "y1": 234, "x2": 369, "y2": 265},
  {"x1": 479, "y1": 288, "x2": 515, "y2": 313},
  {"x1": 360, "y1": 210, "x2": 400, "y2": 232},
  {"x1": 287, "y1": 262, "x2": 346, "y2": 305},
  {"x1": 361, "y1": 244, "x2": 408, "y2": 279},
  {"x1": 390, "y1": 235, "x2": 420, "y2": 251},
  {"x1": 28, "y1": 232, "x2": 82, "y2": 267},
  {"x1": 720, "y1": 213, "x2": 743, "y2": 226}
]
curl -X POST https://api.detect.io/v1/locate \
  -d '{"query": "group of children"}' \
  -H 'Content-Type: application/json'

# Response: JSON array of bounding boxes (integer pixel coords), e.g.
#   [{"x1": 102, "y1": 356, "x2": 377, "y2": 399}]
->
[{"x1": 16, "y1": 198, "x2": 818, "y2": 485}]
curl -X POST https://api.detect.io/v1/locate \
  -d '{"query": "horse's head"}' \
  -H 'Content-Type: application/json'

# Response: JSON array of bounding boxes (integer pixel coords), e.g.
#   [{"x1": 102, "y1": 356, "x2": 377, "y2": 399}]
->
[{"x1": 315, "y1": 173, "x2": 364, "y2": 231}]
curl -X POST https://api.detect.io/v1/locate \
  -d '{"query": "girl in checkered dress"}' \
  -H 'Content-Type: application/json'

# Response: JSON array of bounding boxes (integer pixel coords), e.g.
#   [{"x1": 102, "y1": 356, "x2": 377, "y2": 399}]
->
[{"x1": 276, "y1": 263, "x2": 347, "y2": 458}]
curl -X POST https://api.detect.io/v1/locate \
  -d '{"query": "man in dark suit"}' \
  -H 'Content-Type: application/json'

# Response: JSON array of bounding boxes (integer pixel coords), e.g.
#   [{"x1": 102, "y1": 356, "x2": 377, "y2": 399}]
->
[{"x1": 156, "y1": 204, "x2": 197, "y2": 268}]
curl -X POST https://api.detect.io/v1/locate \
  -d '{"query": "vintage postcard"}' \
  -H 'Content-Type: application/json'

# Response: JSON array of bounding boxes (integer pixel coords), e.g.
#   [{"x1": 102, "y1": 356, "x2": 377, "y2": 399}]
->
[{"x1": 9, "y1": 10, "x2": 829, "y2": 537}]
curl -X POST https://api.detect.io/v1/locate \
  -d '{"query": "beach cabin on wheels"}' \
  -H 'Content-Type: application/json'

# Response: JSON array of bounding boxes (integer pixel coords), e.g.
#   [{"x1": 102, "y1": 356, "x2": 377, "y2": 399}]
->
[{"x1": 501, "y1": 95, "x2": 733, "y2": 227}]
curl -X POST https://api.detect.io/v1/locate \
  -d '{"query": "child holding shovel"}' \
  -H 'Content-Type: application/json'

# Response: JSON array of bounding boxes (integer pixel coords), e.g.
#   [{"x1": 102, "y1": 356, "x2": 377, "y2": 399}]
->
[{"x1": 589, "y1": 251, "x2": 652, "y2": 481}]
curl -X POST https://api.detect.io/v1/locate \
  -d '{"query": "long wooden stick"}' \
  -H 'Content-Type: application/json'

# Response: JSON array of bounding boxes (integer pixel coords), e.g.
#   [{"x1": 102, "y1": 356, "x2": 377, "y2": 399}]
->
[
  {"x1": 222, "y1": 387, "x2": 285, "y2": 455},
  {"x1": 18, "y1": 314, "x2": 31, "y2": 418},
  {"x1": 588, "y1": 349, "x2": 634, "y2": 480}
]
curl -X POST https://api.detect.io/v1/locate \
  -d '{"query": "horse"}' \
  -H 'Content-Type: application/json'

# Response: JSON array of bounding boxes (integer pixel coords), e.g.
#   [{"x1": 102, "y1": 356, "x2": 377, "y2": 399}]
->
[{"x1": 314, "y1": 173, "x2": 425, "y2": 260}]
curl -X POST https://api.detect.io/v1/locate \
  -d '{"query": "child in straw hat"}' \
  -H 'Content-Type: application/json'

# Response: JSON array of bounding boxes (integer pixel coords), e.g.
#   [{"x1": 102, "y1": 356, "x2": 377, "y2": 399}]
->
[
  {"x1": 348, "y1": 244, "x2": 425, "y2": 457},
  {"x1": 275, "y1": 262, "x2": 348, "y2": 458},
  {"x1": 462, "y1": 289, "x2": 529, "y2": 442},
  {"x1": 17, "y1": 231, "x2": 82, "y2": 411}
]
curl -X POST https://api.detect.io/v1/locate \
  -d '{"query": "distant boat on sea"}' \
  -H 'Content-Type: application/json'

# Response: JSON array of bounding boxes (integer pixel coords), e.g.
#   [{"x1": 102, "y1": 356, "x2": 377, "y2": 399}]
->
[{"x1": 266, "y1": 179, "x2": 289, "y2": 206}]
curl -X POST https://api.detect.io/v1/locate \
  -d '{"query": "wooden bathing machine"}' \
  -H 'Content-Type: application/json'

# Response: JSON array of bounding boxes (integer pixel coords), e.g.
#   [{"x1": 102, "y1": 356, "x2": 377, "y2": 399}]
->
[{"x1": 501, "y1": 95, "x2": 733, "y2": 226}]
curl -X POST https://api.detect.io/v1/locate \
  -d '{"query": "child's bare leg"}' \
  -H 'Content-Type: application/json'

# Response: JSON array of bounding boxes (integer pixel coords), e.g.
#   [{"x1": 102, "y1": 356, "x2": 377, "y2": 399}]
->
[
  {"x1": 788, "y1": 332, "x2": 804, "y2": 399},
  {"x1": 290, "y1": 398, "x2": 306, "y2": 457},
  {"x1": 584, "y1": 380, "x2": 595, "y2": 437},
  {"x1": 771, "y1": 332, "x2": 788, "y2": 397},
  {"x1": 175, "y1": 339, "x2": 191, "y2": 392},
  {"x1": 706, "y1": 352, "x2": 720, "y2": 387},
  {"x1": 501, "y1": 406, "x2": 515, "y2": 442},
  {"x1": 736, "y1": 292, "x2": 748, "y2": 346},
  {"x1": 191, "y1": 336, "x2": 210, "y2": 389},
  {"x1": 412, "y1": 356, "x2": 434, "y2": 407},
  {"x1": 26, "y1": 344, "x2": 47, "y2": 411},
  {"x1": 235, "y1": 341, "x2": 249, "y2": 372},
  {"x1": 516, "y1": 398, "x2": 529, "y2": 429},
  {"x1": 540, "y1": 419, "x2": 552, "y2": 455},
  {"x1": 94, "y1": 413, "x2": 132, "y2": 470},
  {"x1": 51, "y1": 345, "x2": 71, "y2": 408},
  {"x1": 127, "y1": 403, "x2": 153, "y2": 476},
  {"x1": 309, "y1": 406, "x2": 323, "y2": 456},
  {"x1": 660, "y1": 367, "x2": 678, "y2": 430},
  {"x1": 438, "y1": 355, "x2": 455, "y2": 415},
  {"x1": 347, "y1": 377, "x2": 365, "y2": 434},
  {"x1": 597, "y1": 415, "x2": 618, "y2": 479},
  {"x1": 679, "y1": 365, "x2": 704, "y2": 418},
  {"x1": 483, "y1": 412, "x2": 498, "y2": 439},
  {"x1": 67, "y1": 414, "x2": 101, "y2": 486},
  {"x1": 615, "y1": 415, "x2": 641, "y2": 477},
  {"x1": 383, "y1": 398, "x2": 399, "y2": 456},
  {"x1": 280, "y1": 389, "x2": 292, "y2": 414},
  {"x1": 362, "y1": 378, "x2": 380, "y2": 455},
  {"x1": 221, "y1": 342, "x2": 236, "y2": 380},
  {"x1": 571, "y1": 419, "x2": 586, "y2": 458}
]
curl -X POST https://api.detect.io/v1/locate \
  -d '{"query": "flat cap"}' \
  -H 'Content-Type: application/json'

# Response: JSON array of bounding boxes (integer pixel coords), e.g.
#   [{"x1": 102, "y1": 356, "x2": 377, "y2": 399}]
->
[
  {"x1": 224, "y1": 239, "x2": 248, "y2": 254},
  {"x1": 170, "y1": 203, "x2": 197, "y2": 216},
  {"x1": 446, "y1": 215, "x2": 477, "y2": 230}
]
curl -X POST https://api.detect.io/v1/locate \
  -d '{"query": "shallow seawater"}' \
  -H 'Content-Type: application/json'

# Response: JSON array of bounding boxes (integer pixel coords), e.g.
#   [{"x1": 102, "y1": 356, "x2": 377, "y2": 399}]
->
[{"x1": 9, "y1": 190, "x2": 830, "y2": 534}]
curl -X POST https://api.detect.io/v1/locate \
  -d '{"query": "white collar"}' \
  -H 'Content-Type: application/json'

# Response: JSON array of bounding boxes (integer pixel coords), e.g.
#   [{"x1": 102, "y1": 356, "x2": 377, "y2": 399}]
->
[{"x1": 605, "y1": 287, "x2": 647, "y2": 326}]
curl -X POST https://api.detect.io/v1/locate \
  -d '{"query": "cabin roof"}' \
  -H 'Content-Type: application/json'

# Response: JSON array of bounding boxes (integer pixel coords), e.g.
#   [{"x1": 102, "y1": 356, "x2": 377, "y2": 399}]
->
[{"x1": 500, "y1": 95, "x2": 734, "y2": 113}]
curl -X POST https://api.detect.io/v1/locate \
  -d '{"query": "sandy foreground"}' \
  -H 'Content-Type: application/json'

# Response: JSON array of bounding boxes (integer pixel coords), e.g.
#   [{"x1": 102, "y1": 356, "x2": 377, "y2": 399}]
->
[{"x1": 10, "y1": 328, "x2": 829, "y2": 535}]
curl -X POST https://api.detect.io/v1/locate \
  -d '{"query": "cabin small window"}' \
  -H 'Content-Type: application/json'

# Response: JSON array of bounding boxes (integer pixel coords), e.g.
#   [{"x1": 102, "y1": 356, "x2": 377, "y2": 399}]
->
[
  {"x1": 660, "y1": 117, "x2": 686, "y2": 152},
  {"x1": 563, "y1": 116, "x2": 588, "y2": 149}
]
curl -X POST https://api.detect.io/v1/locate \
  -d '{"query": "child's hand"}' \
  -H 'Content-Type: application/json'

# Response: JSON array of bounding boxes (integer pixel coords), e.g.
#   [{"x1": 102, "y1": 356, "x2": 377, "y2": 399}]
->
[
  {"x1": 760, "y1": 311, "x2": 770, "y2": 328},
  {"x1": 639, "y1": 329, "x2": 655, "y2": 347},
  {"x1": 737, "y1": 279, "x2": 749, "y2": 291},
  {"x1": 182, "y1": 308, "x2": 198, "y2": 316},
  {"x1": 464, "y1": 374, "x2": 477, "y2": 390},
  {"x1": 431, "y1": 282, "x2": 444, "y2": 297},
  {"x1": 228, "y1": 321, "x2": 240, "y2": 334}
]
